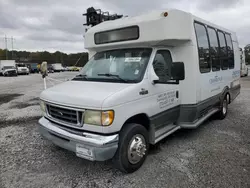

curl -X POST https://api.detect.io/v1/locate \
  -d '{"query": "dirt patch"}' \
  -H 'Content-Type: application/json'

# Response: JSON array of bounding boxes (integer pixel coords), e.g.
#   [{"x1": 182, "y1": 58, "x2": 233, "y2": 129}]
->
[
  {"x1": 0, "y1": 116, "x2": 41, "y2": 128},
  {"x1": 29, "y1": 97, "x2": 40, "y2": 102},
  {"x1": 10, "y1": 101, "x2": 39, "y2": 109},
  {"x1": 0, "y1": 94, "x2": 23, "y2": 105}
]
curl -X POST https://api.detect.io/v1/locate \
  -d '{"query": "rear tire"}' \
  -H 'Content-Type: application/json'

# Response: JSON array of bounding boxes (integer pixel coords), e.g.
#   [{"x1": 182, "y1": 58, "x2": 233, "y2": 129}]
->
[
  {"x1": 113, "y1": 123, "x2": 149, "y2": 173},
  {"x1": 217, "y1": 95, "x2": 228, "y2": 120}
]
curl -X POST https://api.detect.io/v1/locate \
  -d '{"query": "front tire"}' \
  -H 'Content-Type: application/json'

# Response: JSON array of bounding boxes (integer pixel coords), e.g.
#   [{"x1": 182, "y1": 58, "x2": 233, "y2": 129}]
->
[{"x1": 113, "y1": 123, "x2": 149, "y2": 173}]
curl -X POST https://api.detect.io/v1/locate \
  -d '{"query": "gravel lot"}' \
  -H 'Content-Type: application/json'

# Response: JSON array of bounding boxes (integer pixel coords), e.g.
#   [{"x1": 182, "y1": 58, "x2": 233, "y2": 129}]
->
[{"x1": 0, "y1": 72, "x2": 250, "y2": 188}]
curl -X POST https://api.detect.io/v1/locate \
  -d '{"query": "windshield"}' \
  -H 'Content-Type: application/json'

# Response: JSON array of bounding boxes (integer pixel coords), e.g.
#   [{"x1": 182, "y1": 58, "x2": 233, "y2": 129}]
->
[
  {"x1": 17, "y1": 64, "x2": 26, "y2": 67},
  {"x1": 75, "y1": 48, "x2": 152, "y2": 83},
  {"x1": 3, "y1": 66, "x2": 15, "y2": 70}
]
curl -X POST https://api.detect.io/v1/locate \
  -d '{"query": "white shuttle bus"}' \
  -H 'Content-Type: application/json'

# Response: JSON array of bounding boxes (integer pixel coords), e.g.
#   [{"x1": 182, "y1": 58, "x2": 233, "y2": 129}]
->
[{"x1": 38, "y1": 9, "x2": 241, "y2": 173}]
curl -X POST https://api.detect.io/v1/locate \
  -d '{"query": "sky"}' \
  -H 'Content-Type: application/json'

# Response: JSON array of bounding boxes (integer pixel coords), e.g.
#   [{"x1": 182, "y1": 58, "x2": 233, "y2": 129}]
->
[{"x1": 0, "y1": 0, "x2": 249, "y2": 53}]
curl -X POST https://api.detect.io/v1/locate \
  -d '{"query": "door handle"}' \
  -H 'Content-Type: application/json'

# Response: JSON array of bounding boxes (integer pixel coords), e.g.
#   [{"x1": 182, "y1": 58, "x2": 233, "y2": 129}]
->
[{"x1": 176, "y1": 91, "x2": 179, "y2": 98}]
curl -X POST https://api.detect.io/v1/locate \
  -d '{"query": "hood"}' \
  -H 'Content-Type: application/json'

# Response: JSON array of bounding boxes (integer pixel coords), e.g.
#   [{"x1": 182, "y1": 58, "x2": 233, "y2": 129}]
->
[
  {"x1": 40, "y1": 81, "x2": 132, "y2": 108},
  {"x1": 3, "y1": 68, "x2": 16, "y2": 73}
]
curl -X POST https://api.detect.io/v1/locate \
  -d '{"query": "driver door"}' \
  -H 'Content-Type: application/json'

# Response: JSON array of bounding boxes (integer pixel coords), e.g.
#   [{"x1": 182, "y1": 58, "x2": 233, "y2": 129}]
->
[{"x1": 148, "y1": 49, "x2": 180, "y2": 142}]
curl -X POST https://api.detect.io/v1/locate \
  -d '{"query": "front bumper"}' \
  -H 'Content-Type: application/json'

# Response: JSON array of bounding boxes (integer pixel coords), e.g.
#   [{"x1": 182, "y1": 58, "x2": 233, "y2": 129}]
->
[{"x1": 38, "y1": 117, "x2": 119, "y2": 161}]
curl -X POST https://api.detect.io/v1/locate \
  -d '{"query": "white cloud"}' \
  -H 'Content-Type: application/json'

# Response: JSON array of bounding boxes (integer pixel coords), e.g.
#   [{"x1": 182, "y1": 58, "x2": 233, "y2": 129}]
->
[{"x1": 0, "y1": 0, "x2": 249, "y2": 53}]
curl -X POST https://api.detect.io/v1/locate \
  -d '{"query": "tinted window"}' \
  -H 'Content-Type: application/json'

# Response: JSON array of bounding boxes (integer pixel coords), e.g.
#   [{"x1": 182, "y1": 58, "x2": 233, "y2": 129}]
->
[
  {"x1": 153, "y1": 50, "x2": 172, "y2": 83},
  {"x1": 94, "y1": 26, "x2": 139, "y2": 44},
  {"x1": 194, "y1": 23, "x2": 211, "y2": 73},
  {"x1": 225, "y1": 34, "x2": 234, "y2": 69},
  {"x1": 218, "y1": 31, "x2": 228, "y2": 70},
  {"x1": 207, "y1": 27, "x2": 220, "y2": 71}
]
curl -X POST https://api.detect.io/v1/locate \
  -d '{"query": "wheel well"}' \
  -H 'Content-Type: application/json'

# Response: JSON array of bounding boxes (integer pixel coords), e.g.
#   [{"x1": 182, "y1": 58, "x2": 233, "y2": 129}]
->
[{"x1": 123, "y1": 114, "x2": 150, "y2": 130}]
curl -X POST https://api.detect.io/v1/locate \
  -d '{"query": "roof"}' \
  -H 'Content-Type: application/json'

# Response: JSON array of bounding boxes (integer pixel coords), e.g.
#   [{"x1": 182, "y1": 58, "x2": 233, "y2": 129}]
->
[{"x1": 84, "y1": 9, "x2": 237, "y2": 50}]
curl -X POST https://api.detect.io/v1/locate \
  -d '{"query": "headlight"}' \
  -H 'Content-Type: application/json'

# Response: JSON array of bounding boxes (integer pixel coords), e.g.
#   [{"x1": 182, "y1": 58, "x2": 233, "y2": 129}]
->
[
  {"x1": 40, "y1": 100, "x2": 46, "y2": 113},
  {"x1": 84, "y1": 110, "x2": 114, "y2": 126}
]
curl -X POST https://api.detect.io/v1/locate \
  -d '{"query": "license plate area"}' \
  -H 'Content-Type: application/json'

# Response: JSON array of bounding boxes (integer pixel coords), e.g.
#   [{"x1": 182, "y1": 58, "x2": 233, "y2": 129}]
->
[{"x1": 76, "y1": 144, "x2": 94, "y2": 160}]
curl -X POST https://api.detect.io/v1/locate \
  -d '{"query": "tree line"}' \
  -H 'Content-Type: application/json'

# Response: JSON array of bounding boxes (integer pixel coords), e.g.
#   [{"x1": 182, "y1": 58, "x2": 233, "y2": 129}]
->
[
  {"x1": 0, "y1": 49, "x2": 89, "y2": 67},
  {"x1": 0, "y1": 45, "x2": 249, "y2": 66}
]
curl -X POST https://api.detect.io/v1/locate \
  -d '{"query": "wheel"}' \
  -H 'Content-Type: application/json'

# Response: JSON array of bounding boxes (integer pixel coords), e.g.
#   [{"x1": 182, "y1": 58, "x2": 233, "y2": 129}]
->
[
  {"x1": 217, "y1": 94, "x2": 228, "y2": 120},
  {"x1": 113, "y1": 123, "x2": 149, "y2": 173}
]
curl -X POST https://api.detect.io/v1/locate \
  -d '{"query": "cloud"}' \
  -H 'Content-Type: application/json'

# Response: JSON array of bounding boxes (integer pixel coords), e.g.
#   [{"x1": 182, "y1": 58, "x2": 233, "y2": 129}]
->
[
  {"x1": 196, "y1": 0, "x2": 242, "y2": 12},
  {"x1": 0, "y1": 0, "x2": 249, "y2": 53}
]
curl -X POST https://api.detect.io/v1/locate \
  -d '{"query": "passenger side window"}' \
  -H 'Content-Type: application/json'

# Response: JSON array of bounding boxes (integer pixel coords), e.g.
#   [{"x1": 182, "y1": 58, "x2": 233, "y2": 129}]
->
[
  {"x1": 153, "y1": 50, "x2": 172, "y2": 83},
  {"x1": 218, "y1": 31, "x2": 228, "y2": 70},
  {"x1": 207, "y1": 27, "x2": 220, "y2": 71},
  {"x1": 194, "y1": 23, "x2": 211, "y2": 73},
  {"x1": 225, "y1": 34, "x2": 234, "y2": 69}
]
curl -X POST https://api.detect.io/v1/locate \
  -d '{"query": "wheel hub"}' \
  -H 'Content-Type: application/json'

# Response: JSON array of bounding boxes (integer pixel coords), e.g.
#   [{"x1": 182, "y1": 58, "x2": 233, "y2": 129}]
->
[{"x1": 128, "y1": 134, "x2": 146, "y2": 164}]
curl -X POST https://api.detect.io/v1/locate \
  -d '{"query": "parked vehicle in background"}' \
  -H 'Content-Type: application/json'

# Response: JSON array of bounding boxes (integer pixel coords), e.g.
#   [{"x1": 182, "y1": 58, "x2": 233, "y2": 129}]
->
[
  {"x1": 64, "y1": 67, "x2": 70, "y2": 71},
  {"x1": 16, "y1": 63, "x2": 30, "y2": 75},
  {"x1": 30, "y1": 63, "x2": 39, "y2": 73},
  {"x1": 52, "y1": 63, "x2": 64, "y2": 72},
  {"x1": 48, "y1": 65, "x2": 54, "y2": 73},
  {"x1": 240, "y1": 48, "x2": 248, "y2": 77},
  {"x1": 70, "y1": 66, "x2": 80, "y2": 71},
  {"x1": 38, "y1": 9, "x2": 241, "y2": 173},
  {"x1": 0, "y1": 60, "x2": 17, "y2": 76}
]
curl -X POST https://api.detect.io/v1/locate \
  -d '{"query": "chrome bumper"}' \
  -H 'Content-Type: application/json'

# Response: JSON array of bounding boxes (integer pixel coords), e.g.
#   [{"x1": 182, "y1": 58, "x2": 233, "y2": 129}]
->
[{"x1": 38, "y1": 117, "x2": 119, "y2": 161}]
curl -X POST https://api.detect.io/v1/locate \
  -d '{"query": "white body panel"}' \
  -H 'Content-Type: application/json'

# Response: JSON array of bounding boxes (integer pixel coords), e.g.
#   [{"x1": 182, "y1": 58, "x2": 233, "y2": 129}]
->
[{"x1": 40, "y1": 9, "x2": 240, "y2": 136}]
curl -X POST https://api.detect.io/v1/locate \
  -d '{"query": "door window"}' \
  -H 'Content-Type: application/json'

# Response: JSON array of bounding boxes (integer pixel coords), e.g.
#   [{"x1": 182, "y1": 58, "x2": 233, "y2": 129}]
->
[{"x1": 152, "y1": 50, "x2": 172, "y2": 83}]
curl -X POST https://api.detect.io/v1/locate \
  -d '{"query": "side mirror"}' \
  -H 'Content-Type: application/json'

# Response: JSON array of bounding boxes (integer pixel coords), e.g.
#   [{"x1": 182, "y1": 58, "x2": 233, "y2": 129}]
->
[
  {"x1": 171, "y1": 62, "x2": 185, "y2": 81},
  {"x1": 40, "y1": 61, "x2": 48, "y2": 78}
]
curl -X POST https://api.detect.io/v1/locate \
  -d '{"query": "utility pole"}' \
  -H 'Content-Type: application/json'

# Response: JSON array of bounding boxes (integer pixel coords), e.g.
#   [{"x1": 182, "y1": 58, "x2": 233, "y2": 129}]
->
[
  {"x1": 4, "y1": 35, "x2": 8, "y2": 60},
  {"x1": 3, "y1": 35, "x2": 15, "y2": 60},
  {"x1": 11, "y1": 36, "x2": 14, "y2": 59}
]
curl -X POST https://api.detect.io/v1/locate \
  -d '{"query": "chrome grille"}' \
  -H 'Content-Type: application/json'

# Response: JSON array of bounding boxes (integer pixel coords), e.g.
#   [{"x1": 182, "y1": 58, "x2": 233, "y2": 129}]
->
[{"x1": 46, "y1": 104, "x2": 83, "y2": 127}]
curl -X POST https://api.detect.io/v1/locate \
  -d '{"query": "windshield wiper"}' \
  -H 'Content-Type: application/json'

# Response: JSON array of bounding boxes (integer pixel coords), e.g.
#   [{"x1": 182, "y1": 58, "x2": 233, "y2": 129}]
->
[
  {"x1": 97, "y1": 73, "x2": 129, "y2": 83},
  {"x1": 72, "y1": 74, "x2": 88, "y2": 80}
]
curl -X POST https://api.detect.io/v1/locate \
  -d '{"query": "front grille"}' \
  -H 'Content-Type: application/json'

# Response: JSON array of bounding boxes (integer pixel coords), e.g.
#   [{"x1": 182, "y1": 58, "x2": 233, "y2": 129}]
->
[
  {"x1": 46, "y1": 104, "x2": 83, "y2": 127},
  {"x1": 21, "y1": 69, "x2": 26, "y2": 71}
]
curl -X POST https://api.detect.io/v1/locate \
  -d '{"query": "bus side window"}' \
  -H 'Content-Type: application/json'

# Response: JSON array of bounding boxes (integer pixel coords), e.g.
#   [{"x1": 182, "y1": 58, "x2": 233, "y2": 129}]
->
[
  {"x1": 207, "y1": 27, "x2": 220, "y2": 72},
  {"x1": 218, "y1": 31, "x2": 228, "y2": 70},
  {"x1": 194, "y1": 22, "x2": 211, "y2": 73},
  {"x1": 225, "y1": 34, "x2": 235, "y2": 69}
]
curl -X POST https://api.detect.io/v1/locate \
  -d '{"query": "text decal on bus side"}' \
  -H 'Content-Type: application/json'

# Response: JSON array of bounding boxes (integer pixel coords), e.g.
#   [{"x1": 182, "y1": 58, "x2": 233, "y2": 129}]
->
[
  {"x1": 232, "y1": 70, "x2": 240, "y2": 78},
  {"x1": 209, "y1": 76, "x2": 222, "y2": 84},
  {"x1": 157, "y1": 91, "x2": 176, "y2": 109}
]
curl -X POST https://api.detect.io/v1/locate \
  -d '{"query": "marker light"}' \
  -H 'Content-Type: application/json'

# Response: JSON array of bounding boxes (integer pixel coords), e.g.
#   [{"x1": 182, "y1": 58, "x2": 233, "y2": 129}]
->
[{"x1": 163, "y1": 12, "x2": 168, "y2": 17}]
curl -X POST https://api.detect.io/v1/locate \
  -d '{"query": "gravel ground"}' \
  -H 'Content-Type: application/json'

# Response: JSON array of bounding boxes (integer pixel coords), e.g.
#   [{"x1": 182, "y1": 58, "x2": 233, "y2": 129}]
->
[{"x1": 0, "y1": 72, "x2": 250, "y2": 188}]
